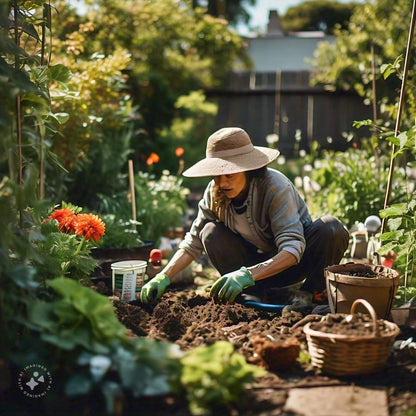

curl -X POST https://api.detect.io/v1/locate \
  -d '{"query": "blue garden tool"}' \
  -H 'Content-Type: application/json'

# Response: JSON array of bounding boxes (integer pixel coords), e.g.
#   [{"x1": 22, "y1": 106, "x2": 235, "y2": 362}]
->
[{"x1": 242, "y1": 300, "x2": 286, "y2": 312}]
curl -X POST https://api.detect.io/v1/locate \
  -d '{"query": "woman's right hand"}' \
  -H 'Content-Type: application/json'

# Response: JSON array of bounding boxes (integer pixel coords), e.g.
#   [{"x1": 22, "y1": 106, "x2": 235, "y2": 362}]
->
[{"x1": 140, "y1": 273, "x2": 171, "y2": 304}]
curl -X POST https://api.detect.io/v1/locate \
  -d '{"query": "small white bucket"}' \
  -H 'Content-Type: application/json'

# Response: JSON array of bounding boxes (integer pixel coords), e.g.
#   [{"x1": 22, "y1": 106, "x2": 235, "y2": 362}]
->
[{"x1": 111, "y1": 260, "x2": 148, "y2": 301}]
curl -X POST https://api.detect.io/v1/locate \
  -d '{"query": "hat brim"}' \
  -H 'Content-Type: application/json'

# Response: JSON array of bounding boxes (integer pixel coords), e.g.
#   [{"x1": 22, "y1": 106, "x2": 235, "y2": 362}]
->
[{"x1": 182, "y1": 146, "x2": 280, "y2": 177}]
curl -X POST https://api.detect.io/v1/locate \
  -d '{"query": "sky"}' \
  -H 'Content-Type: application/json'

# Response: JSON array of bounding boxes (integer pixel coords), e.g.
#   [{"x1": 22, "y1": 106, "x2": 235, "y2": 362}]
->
[{"x1": 238, "y1": 0, "x2": 366, "y2": 35}]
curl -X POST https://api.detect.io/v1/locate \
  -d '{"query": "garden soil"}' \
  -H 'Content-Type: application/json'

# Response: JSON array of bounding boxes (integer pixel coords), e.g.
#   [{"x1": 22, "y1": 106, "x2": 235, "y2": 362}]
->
[{"x1": 94, "y1": 280, "x2": 416, "y2": 416}]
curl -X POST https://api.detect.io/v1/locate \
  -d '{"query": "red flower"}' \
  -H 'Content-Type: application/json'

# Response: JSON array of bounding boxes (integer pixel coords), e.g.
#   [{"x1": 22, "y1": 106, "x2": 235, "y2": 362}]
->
[
  {"x1": 44, "y1": 208, "x2": 76, "y2": 232},
  {"x1": 175, "y1": 147, "x2": 184, "y2": 157},
  {"x1": 146, "y1": 152, "x2": 160, "y2": 166},
  {"x1": 74, "y1": 213, "x2": 105, "y2": 242}
]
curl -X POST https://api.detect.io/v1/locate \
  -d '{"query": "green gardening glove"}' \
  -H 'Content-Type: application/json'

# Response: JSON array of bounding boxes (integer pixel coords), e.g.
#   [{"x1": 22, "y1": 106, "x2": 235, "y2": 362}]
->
[
  {"x1": 209, "y1": 267, "x2": 254, "y2": 304},
  {"x1": 140, "y1": 273, "x2": 171, "y2": 304}
]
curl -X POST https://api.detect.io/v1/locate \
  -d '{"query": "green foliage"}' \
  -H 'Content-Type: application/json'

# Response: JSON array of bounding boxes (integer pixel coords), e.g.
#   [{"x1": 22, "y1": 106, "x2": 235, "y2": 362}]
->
[
  {"x1": 34, "y1": 220, "x2": 99, "y2": 282},
  {"x1": 65, "y1": 125, "x2": 134, "y2": 210},
  {"x1": 64, "y1": 338, "x2": 182, "y2": 414},
  {"x1": 51, "y1": 0, "x2": 249, "y2": 173},
  {"x1": 379, "y1": 200, "x2": 416, "y2": 287},
  {"x1": 0, "y1": 169, "x2": 45, "y2": 355},
  {"x1": 306, "y1": 143, "x2": 407, "y2": 228},
  {"x1": 192, "y1": 0, "x2": 256, "y2": 26},
  {"x1": 50, "y1": 44, "x2": 134, "y2": 171},
  {"x1": 1, "y1": 3, "x2": 265, "y2": 413},
  {"x1": 156, "y1": 90, "x2": 218, "y2": 178},
  {"x1": 394, "y1": 285, "x2": 416, "y2": 307},
  {"x1": 0, "y1": 2, "x2": 70, "y2": 186},
  {"x1": 281, "y1": 0, "x2": 358, "y2": 34},
  {"x1": 28, "y1": 277, "x2": 127, "y2": 353},
  {"x1": 134, "y1": 171, "x2": 190, "y2": 243},
  {"x1": 181, "y1": 341, "x2": 266, "y2": 415},
  {"x1": 310, "y1": 0, "x2": 416, "y2": 128},
  {"x1": 95, "y1": 214, "x2": 143, "y2": 249}
]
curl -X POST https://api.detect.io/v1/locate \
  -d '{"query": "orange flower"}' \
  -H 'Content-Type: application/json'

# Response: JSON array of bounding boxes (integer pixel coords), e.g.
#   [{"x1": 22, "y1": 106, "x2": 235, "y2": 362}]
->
[
  {"x1": 149, "y1": 152, "x2": 160, "y2": 163},
  {"x1": 146, "y1": 157, "x2": 154, "y2": 166},
  {"x1": 44, "y1": 208, "x2": 76, "y2": 232},
  {"x1": 74, "y1": 213, "x2": 105, "y2": 242},
  {"x1": 175, "y1": 147, "x2": 184, "y2": 157}
]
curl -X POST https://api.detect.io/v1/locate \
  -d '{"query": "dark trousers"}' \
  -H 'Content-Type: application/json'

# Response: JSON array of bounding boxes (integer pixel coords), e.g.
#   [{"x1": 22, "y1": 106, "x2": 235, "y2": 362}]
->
[{"x1": 199, "y1": 216, "x2": 349, "y2": 302}]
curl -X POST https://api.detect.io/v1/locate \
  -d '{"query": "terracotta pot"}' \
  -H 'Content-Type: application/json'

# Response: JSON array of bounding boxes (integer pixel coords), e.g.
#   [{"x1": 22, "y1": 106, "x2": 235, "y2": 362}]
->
[
  {"x1": 390, "y1": 307, "x2": 416, "y2": 328},
  {"x1": 325, "y1": 263, "x2": 400, "y2": 319},
  {"x1": 91, "y1": 241, "x2": 154, "y2": 278}
]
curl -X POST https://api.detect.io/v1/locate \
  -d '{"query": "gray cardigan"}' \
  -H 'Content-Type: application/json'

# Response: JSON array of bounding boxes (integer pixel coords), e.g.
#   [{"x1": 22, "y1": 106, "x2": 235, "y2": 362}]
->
[{"x1": 179, "y1": 168, "x2": 312, "y2": 262}]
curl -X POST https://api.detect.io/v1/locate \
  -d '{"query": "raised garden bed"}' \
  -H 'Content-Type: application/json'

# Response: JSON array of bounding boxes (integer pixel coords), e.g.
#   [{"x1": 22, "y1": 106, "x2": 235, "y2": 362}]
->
[{"x1": 92, "y1": 280, "x2": 416, "y2": 416}]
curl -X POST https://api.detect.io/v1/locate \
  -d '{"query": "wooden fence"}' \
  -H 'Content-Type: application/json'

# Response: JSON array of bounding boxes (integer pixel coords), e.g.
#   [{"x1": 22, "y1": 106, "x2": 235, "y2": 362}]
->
[{"x1": 206, "y1": 70, "x2": 373, "y2": 157}]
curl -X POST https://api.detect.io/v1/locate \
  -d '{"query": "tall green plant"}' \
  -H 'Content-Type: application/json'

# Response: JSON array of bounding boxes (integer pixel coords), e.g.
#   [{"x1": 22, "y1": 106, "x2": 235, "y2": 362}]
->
[
  {"x1": 155, "y1": 90, "x2": 217, "y2": 180},
  {"x1": 353, "y1": 58, "x2": 416, "y2": 300},
  {"x1": 306, "y1": 142, "x2": 407, "y2": 228},
  {"x1": 310, "y1": 0, "x2": 416, "y2": 129},
  {"x1": 134, "y1": 171, "x2": 190, "y2": 243},
  {"x1": 0, "y1": 1, "x2": 71, "y2": 196}
]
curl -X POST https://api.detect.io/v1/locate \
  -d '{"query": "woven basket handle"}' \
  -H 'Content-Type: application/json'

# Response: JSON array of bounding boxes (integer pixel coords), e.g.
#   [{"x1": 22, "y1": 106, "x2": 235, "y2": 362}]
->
[{"x1": 350, "y1": 298, "x2": 379, "y2": 336}]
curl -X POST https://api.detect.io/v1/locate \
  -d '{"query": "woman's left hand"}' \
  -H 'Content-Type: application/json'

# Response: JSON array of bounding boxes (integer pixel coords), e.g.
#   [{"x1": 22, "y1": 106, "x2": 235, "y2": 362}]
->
[{"x1": 209, "y1": 267, "x2": 254, "y2": 303}]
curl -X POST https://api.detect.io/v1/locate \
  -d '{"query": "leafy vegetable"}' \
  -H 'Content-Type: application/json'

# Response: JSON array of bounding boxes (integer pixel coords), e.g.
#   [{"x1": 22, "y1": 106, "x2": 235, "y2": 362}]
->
[
  {"x1": 181, "y1": 341, "x2": 266, "y2": 415},
  {"x1": 28, "y1": 277, "x2": 126, "y2": 354}
]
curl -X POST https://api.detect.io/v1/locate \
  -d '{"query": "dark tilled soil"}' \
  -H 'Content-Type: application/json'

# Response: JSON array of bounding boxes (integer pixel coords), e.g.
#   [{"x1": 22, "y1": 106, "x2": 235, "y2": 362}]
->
[{"x1": 104, "y1": 282, "x2": 416, "y2": 416}]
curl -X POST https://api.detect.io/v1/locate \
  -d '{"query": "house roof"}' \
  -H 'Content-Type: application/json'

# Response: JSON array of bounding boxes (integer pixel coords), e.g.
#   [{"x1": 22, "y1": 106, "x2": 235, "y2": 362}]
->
[{"x1": 244, "y1": 10, "x2": 335, "y2": 72}]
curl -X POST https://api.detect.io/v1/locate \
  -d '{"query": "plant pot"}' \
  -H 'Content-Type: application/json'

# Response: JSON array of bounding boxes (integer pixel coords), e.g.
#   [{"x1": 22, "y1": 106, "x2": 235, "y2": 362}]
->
[
  {"x1": 390, "y1": 307, "x2": 416, "y2": 328},
  {"x1": 325, "y1": 263, "x2": 400, "y2": 319},
  {"x1": 91, "y1": 241, "x2": 154, "y2": 278}
]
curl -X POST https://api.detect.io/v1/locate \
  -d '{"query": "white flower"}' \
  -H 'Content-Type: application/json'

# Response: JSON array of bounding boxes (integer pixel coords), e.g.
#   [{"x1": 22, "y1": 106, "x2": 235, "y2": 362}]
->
[
  {"x1": 277, "y1": 155, "x2": 286, "y2": 165},
  {"x1": 266, "y1": 133, "x2": 279, "y2": 145}
]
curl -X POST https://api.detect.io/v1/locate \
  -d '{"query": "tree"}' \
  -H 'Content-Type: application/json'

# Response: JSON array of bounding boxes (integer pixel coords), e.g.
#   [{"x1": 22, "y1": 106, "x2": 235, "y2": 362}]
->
[
  {"x1": 52, "y1": 0, "x2": 251, "y2": 171},
  {"x1": 192, "y1": 0, "x2": 257, "y2": 26},
  {"x1": 310, "y1": 0, "x2": 416, "y2": 129},
  {"x1": 281, "y1": 0, "x2": 358, "y2": 34}
]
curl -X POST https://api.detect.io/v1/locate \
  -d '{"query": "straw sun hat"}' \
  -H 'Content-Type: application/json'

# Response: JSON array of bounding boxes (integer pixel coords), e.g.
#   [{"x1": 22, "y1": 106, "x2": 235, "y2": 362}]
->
[{"x1": 182, "y1": 127, "x2": 280, "y2": 177}]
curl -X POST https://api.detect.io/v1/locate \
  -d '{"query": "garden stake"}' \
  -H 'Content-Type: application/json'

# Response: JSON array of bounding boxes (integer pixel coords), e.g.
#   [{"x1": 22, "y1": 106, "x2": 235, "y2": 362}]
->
[
  {"x1": 128, "y1": 159, "x2": 137, "y2": 230},
  {"x1": 382, "y1": 0, "x2": 416, "y2": 233}
]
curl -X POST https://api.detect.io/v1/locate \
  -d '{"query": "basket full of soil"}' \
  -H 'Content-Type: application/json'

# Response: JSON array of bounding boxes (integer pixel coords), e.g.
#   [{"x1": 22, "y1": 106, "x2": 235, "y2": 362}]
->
[
  {"x1": 325, "y1": 263, "x2": 399, "y2": 319},
  {"x1": 303, "y1": 299, "x2": 400, "y2": 376}
]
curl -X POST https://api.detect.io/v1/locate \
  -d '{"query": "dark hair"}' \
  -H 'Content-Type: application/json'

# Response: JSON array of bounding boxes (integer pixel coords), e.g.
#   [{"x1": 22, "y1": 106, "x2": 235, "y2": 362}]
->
[{"x1": 246, "y1": 166, "x2": 267, "y2": 181}]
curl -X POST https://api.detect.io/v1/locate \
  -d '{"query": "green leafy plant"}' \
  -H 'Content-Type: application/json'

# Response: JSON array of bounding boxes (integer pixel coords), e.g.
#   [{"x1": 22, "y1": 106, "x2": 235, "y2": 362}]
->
[
  {"x1": 35, "y1": 204, "x2": 105, "y2": 282},
  {"x1": 28, "y1": 277, "x2": 127, "y2": 354},
  {"x1": 356, "y1": 58, "x2": 416, "y2": 303},
  {"x1": 180, "y1": 341, "x2": 266, "y2": 416},
  {"x1": 94, "y1": 214, "x2": 143, "y2": 249},
  {"x1": 65, "y1": 338, "x2": 183, "y2": 410},
  {"x1": 154, "y1": 90, "x2": 217, "y2": 180},
  {"x1": 306, "y1": 142, "x2": 407, "y2": 228},
  {"x1": 0, "y1": 1, "x2": 71, "y2": 197},
  {"x1": 379, "y1": 200, "x2": 416, "y2": 302}
]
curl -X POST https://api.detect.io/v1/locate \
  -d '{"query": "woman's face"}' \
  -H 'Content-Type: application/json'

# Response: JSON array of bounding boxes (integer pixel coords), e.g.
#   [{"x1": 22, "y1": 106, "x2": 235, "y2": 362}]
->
[{"x1": 213, "y1": 172, "x2": 247, "y2": 200}]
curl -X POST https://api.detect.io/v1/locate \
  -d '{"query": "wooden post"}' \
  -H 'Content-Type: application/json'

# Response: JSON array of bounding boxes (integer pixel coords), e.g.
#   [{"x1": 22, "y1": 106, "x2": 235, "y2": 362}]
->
[{"x1": 128, "y1": 160, "x2": 137, "y2": 230}]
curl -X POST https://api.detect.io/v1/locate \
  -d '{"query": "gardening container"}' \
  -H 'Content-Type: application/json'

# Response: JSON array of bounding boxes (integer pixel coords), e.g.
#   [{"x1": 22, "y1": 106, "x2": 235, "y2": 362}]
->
[
  {"x1": 91, "y1": 241, "x2": 154, "y2": 278},
  {"x1": 111, "y1": 260, "x2": 148, "y2": 301},
  {"x1": 304, "y1": 299, "x2": 400, "y2": 376},
  {"x1": 390, "y1": 307, "x2": 416, "y2": 328},
  {"x1": 325, "y1": 263, "x2": 399, "y2": 319}
]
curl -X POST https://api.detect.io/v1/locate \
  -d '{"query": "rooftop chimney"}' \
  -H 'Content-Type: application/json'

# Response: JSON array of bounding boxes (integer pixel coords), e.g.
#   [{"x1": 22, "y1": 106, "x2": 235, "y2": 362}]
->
[{"x1": 267, "y1": 10, "x2": 284, "y2": 37}]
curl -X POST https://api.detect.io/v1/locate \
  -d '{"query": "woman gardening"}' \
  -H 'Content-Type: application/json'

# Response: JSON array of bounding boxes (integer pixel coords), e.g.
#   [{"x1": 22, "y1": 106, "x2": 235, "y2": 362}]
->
[{"x1": 140, "y1": 127, "x2": 349, "y2": 311}]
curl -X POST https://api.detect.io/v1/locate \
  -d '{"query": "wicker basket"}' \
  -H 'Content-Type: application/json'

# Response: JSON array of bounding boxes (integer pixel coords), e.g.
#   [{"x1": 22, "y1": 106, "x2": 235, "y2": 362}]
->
[{"x1": 303, "y1": 299, "x2": 400, "y2": 376}]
